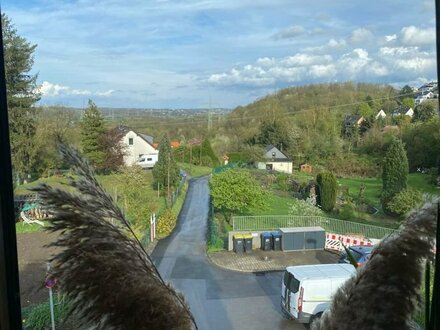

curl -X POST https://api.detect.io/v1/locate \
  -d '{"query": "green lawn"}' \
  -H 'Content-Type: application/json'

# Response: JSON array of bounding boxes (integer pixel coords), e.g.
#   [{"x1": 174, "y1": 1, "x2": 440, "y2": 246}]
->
[
  {"x1": 15, "y1": 222, "x2": 44, "y2": 233},
  {"x1": 253, "y1": 194, "x2": 292, "y2": 215},
  {"x1": 338, "y1": 173, "x2": 440, "y2": 207},
  {"x1": 14, "y1": 175, "x2": 71, "y2": 196},
  {"x1": 14, "y1": 170, "x2": 167, "y2": 233},
  {"x1": 338, "y1": 176, "x2": 383, "y2": 206},
  {"x1": 408, "y1": 173, "x2": 440, "y2": 195},
  {"x1": 178, "y1": 162, "x2": 212, "y2": 178}
]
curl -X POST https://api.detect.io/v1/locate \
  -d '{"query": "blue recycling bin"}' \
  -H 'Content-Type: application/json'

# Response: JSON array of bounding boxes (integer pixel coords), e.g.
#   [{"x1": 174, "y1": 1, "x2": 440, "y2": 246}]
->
[
  {"x1": 261, "y1": 232, "x2": 272, "y2": 251},
  {"x1": 271, "y1": 231, "x2": 282, "y2": 251}
]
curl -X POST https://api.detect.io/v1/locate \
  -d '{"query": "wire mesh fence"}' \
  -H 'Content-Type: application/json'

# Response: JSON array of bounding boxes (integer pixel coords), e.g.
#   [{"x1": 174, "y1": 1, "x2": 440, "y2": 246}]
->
[{"x1": 233, "y1": 215, "x2": 396, "y2": 239}]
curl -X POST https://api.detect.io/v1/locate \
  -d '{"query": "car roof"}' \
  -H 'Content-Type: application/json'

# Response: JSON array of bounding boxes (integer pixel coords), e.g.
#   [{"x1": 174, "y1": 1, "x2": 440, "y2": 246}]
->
[
  {"x1": 349, "y1": 245, "x2": 374, "y2": 254},
  {"x1": 286, "y1": 264, "x2": 356, "y2": 280}
]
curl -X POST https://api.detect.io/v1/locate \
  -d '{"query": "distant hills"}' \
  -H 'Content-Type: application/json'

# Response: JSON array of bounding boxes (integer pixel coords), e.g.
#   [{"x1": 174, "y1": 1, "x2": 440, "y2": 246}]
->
[{"x1": 229, "y1": 82, "x2": 396, "y2": 119}]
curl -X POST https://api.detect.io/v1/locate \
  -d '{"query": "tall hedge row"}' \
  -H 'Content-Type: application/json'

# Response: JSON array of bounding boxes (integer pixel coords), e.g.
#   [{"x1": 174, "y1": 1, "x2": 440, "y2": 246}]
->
[{"x1": 316, "y1": 172, "x2": 337, "y2": 212}]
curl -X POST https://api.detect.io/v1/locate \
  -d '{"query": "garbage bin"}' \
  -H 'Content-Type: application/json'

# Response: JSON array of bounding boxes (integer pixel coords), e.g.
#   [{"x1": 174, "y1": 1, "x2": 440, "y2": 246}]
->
[
  {"x1": 271, "y1": 231, "x2": 282, "y2": 251},
  {"x1": 243, "y1": 233, "x2": 253, "y2": 253},
  {"x1": 260, "y1": 232, "x2": 272, "y2": 251},
  {"x1": 233, "y1": 234, "x2": 244, "y2": 253}
]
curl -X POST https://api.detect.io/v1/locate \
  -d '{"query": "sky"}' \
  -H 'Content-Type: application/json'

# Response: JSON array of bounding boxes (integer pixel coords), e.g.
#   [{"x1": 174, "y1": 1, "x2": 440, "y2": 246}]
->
[{"x1": 2, "y1": 0, "x2": 437, "y2": 109}]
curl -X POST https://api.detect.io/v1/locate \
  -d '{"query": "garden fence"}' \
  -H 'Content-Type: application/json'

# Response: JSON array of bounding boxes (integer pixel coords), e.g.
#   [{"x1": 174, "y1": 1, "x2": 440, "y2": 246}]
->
[{"x1": 232, "y1": 215, "x2": 396, "y2": 239}]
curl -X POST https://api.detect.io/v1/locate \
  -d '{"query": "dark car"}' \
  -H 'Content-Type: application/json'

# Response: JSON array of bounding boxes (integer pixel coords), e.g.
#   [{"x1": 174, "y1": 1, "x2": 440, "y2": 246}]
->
[{"x1": 338, "y1": 245, "x2": 374, "y2": 267}]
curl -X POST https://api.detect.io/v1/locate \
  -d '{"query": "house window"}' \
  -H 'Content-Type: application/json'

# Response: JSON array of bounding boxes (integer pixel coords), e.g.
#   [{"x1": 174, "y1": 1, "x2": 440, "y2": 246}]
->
[{"x1": 129, "y1": 138, "x2": 133, "y2": 145}]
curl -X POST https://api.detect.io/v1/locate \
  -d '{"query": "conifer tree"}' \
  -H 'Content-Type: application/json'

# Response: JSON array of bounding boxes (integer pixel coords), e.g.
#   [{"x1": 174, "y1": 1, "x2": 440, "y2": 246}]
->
[
  {"x1": 316, "y1": 172, "x2": 337, "y2": 212},
  {"x1": 152, "y1": 134, "x2": 180, "y2": 197},
  {"x1": 381, "y1": 138, "x2": 409, "y2": 213},
  {"x1": 80, "y1": 100, "x2": 106, "y2": 172},
  {"x1": 2, "y1": 14, "x2": 41, "y2": 183}
]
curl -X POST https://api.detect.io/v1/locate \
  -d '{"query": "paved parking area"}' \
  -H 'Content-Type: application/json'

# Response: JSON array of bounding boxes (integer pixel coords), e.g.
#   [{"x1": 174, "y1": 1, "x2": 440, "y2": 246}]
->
[{"x1": 208, "y1": 249, "x2": 340, "y2": 272}]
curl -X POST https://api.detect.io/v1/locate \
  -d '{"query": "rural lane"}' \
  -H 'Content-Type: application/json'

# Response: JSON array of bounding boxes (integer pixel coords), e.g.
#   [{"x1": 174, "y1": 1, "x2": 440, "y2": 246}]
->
[{"x1": 151, "y1": 176, "x2": 305, "y2": 330}]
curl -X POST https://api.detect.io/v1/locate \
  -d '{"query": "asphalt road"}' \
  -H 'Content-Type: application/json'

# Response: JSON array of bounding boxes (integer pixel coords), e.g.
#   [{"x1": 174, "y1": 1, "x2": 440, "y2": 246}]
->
[{"x1": 151, "y1": 176, "x2": 306, "y2": 330}]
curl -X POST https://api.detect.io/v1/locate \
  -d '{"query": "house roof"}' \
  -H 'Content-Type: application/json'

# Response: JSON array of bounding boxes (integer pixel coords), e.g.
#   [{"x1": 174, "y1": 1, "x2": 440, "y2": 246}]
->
[
  {"x1": 392, "y1": 106, "x2": 413, "y2": 115},
  {"x1": 139, "y1": 133, "x2": 154, "y2": 145},
  {"x1": 344, "y1": 115, "x2": 363, "y2": 126},
  {"x1": 170, "y1": 140, "x2": 181, "y2": 148},
  {"x1": 265, "y1": 145, "x2": 290, "y2": 160}
]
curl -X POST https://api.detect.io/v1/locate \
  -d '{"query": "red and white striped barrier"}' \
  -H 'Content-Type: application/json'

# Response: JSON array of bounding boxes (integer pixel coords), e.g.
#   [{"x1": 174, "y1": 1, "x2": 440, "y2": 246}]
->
[{"x1": 325, "y1": 233, "x2": 374, "y2": 252}]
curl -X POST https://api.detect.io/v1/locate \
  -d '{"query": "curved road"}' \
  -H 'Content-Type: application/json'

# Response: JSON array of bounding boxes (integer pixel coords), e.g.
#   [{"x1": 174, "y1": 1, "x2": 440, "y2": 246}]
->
[{"x1": 151, "y1": 177, "x2": 305, "y2": 330}]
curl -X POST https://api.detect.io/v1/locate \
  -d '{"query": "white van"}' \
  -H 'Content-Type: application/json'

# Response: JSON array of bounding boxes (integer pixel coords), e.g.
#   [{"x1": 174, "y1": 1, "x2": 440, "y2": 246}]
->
[
  {"x1": 281, "y1": 263, "x2": 356, "y2": 324},
  {"x1": 136, "y1": 154, "x2": 158, "y2": 169}
]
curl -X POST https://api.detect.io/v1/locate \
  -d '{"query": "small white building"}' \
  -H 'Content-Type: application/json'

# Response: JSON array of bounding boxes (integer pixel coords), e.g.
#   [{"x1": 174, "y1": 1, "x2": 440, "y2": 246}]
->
[
  {"x1": 375, "y1": 109, "x2": 387, "y2": 120},
  {"x1": 120, "y1": 128, "x2": 158, "y2": 166},
  {"x1": 257, "y1": 145, "x2": 293, "y2": 174}
]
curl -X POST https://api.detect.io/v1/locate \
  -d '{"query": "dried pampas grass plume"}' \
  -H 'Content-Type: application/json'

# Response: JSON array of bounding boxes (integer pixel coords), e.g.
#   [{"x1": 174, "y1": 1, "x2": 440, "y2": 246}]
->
[
  {"x1": 31, "y1": 144, "x2": 197, "y2": 330},
  {"x1": 311, "y1": 202, "x2": 437, "y2": 330}
]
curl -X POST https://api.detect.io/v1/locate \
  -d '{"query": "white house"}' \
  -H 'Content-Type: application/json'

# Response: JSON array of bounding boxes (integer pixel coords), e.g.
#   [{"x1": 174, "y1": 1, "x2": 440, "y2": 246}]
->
[
  {"x1": 392, "y1": 106, "x2": 414, "y2": 118},
  {"x1": 375, "y1": 109, "x2": 387, "y2": 120},
  {"x1": 256, "y1": 145, "x2": 293, "y2": 174},
  {"x1": 120, "y1": 128, "x2": 158, "y2": 166}
]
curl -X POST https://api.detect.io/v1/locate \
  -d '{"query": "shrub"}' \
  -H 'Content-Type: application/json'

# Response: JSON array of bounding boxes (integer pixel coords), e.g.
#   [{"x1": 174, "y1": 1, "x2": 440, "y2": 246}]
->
[
  {"x1": 288, "y1": 198, "x2": 324, "y2": 216},
  {"x1": 157, "y1": 208, "x2": 177, "y2": 236},
  {"x1": 316, "y1": 172, "x2": 337, "y2": 212},
  {"x1": 23, "y1": 296, "x2": 71, "y2": 330},
  {"x1": 339, "y1": 201, "x2": 356, "y2": 220},
  {"x1": 275, "y1": 173, "x2": 289, "y2": 191},
  {"x1": 387, "y1": 188, "x2": 423, "y2": 217}
]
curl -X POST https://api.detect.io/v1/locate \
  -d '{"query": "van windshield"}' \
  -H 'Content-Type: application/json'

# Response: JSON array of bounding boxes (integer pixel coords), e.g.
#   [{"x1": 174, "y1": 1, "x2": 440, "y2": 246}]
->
[{"x1": 283, "y1": 271, "x2": 300, "y2": 293}]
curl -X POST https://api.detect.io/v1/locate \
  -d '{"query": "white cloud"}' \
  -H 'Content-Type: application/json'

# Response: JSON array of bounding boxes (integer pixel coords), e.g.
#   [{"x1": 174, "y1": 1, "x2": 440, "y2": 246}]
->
[
  {"x1": 367, "y1": 62, "x2": 389, "y2": 76},
  {"x1": 379, "y1": 46, "x2": 421, "y2": 56},
  {"x1": 328, "y1": 38, "x2": 346, "y2": 48},
  {"x1": 384, "y1": 34, "x2": 397, "y2": 42},
  {"x1": 308, "y1": 64, "x2": 337, "y2": 78},
  {"x1": 273, "y1": 25, "x2": 305, "y2": 39},
  {"x1": 39, "y1": 81, "x2": 69, "y2": 96},
  {"x1": 395, "y1": 58, "x2": 435, "y2": 72},
  {"x1": 350, "y1": 28, "x2": 374, "y2": 43},
  {"x1": 401, "y1": 26, "x2": 435, "y2": 45},
  {"x1": 256, "y1": 57, "x2": 276, "y2": 67},
  {"x1": 339, "y1": 48, "x2": 371, "y2": 76},
  {"x1": 281, "y1": 53, "x2": 332, "y2": 66},
  {"x1": 39, "y1": 81, "x2": 114, "y2": 97}
]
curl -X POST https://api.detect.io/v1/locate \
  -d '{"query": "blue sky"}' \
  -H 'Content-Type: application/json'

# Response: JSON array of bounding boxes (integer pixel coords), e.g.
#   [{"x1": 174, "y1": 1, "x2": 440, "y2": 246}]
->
[{"x1": 3, "y1": 0, "x2": 437, "y2": 108}]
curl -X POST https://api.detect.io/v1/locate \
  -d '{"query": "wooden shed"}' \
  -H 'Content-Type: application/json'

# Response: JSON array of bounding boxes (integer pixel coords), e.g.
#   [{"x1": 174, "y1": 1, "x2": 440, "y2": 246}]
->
[{"x1": 299, "y1": 163, "x2": 312, "y2": 173}]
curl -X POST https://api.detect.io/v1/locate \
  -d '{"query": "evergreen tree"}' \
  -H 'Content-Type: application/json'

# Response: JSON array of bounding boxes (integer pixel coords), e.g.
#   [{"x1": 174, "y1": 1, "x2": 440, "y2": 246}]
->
[
  {"x1": 200, "y1": 138, "x2": 219, "y2": 166},
  {"x1": 316, "y1": 172, "x2": 337, "y2": 212},
  {"x1": 80, "y1": 100, "x2": 106, "y2": 171},
  {"x1": 2, "y1": 14, "x2": 41, "y2": 183},
  {"x1": 152, "y1": 134, "x2": 180, "y2": 196},
  {"x1": 381, "y1": 138, "x2": 409, "y2": 213}
]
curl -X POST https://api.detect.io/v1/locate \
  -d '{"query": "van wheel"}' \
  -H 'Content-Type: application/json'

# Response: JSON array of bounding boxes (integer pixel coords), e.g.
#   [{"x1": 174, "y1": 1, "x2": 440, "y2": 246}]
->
[{"x1": 309, "y1": 313, "x2": 323, "y2": 326}]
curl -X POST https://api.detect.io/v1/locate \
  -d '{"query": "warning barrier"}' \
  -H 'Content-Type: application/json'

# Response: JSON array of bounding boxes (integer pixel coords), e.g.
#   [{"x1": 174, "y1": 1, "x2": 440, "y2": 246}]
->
[{"x1": 325, "y1": 233, "x2": 374, "y2": 252}]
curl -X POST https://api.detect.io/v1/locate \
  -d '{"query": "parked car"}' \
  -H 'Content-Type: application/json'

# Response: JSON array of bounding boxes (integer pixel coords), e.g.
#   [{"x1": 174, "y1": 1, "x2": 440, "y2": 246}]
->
[
  {"x1": 136, "y1": 153, "x2": 158, "y2": 169},
  {"x1": 338, "y1": 245, "x2": 374, "y2": 267},
  {"x1": 281, "y1": 264, "x2": 356, "y2": 324}
]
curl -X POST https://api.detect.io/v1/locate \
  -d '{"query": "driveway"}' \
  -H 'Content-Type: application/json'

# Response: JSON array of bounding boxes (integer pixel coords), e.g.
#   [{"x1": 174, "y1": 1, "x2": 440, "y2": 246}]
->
[{"x1": 151, "y1": 176, "x2": 306, "y2": 330}]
